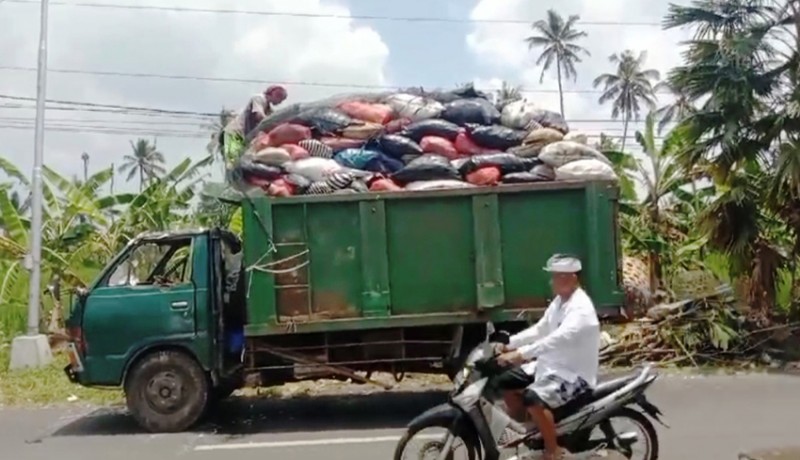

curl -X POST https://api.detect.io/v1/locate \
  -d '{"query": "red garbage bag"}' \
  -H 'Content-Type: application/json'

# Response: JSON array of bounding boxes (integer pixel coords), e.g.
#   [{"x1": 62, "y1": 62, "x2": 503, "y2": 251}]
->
[
  {"x1": 466, "y1": 166, "x2": 501, "y2": 186},
  {"x1": 281, "y1": 144, "x2": 310, "y2": 161},
  {"x1": 369, "y1": 177, "x2": 402, "y2": 192},
  {"x1": 268, "y1": 178, "x2": 295, "y2": 197},
  {"x1": 321, "y1": 136, "x2": 365, "y2": 151},
  {"x1": 251, "y1": 132, "x2": 271, "y2": 152},
  {"x1": 266, "y1": 123, "x2": 312, "y2": 147},
  {"x1": 338, "y1": 101, "x2": 394, "y2": 125},
  {"x1": 420, "y1": 136, "x2": 459, "y2": 160},
  {"x1": 244, "y1": 174, "x2": 271, "y2": 190},
  {"x1": 454, "y1": 132, "x2": 500, "y2": 156},
  {"x1": 384, "y1": 117, "x2": 412, "y2": 134}
]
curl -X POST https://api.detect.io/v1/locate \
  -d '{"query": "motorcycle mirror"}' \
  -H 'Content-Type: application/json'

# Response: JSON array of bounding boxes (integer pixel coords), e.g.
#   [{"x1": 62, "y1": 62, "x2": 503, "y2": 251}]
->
[{"x1": 485, "y1": 321, "x2": 496, "y2": 339}]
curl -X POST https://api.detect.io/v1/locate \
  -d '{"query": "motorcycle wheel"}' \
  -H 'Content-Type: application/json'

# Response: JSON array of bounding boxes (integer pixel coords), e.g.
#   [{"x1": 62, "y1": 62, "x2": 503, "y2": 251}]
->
[
  {"x1": 393, "y1": 421, "x2": 479, "y2": 460},
  {"x1": 598, "y1": 407, "x2": 660, "y2": 460}
]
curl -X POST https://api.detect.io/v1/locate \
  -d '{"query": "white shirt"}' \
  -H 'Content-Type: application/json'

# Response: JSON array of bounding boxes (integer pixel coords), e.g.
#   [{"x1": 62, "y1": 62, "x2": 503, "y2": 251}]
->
[{"x1": 508, "y1": 288, "x2": 600, "y2": 387}]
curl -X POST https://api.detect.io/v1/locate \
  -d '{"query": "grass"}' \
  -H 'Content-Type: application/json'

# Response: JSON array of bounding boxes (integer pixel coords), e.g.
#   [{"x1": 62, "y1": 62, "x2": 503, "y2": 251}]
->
[{"x1": 0, "y1": 341, "x2": 122, "y2": 408}]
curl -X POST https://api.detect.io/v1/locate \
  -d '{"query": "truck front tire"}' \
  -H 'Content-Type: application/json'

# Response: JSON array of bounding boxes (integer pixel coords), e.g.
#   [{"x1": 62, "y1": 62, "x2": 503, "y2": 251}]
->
[{"x1": 125, "y1": 350, "x2": 209, "y2": 433}]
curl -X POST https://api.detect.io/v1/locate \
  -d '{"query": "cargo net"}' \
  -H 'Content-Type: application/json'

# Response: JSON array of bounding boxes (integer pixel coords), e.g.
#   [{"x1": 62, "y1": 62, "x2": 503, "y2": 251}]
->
[{"x1": 225, "y1": 84, "x2": 619, "y2": 197}]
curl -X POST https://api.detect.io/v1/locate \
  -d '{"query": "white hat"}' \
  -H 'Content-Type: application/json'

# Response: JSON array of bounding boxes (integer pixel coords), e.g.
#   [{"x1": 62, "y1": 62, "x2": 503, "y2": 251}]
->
[{"x1": 543, "y1": 254, "x2": 582, "y2": 273}]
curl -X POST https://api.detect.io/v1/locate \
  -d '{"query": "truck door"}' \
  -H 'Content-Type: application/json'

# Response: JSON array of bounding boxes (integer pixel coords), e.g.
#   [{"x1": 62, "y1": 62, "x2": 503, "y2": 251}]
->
[{"x1": 81, "y1": 236, "x2": 199, "y2": 385}]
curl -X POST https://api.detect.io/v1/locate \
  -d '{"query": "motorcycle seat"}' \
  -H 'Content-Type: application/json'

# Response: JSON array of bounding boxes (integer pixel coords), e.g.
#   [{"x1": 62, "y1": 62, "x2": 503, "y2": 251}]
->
[{"x1": 552, "y1": 371, "x2": 640, "y2": 421}]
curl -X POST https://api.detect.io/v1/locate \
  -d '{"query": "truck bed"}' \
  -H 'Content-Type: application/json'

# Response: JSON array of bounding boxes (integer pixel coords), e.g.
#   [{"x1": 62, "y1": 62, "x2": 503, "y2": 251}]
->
[{"x1": 242, "y1": 181, "x2": 623, "y2": 337}]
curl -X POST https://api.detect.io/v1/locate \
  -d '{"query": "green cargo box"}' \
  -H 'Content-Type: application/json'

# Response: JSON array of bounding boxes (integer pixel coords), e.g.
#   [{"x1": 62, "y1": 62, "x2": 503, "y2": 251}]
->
[{"x1": 242, "y1": 181, "x2": 624, "y2": 337}]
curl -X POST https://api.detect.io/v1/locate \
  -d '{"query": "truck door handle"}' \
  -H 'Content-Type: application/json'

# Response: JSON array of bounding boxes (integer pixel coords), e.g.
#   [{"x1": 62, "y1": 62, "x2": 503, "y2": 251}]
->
[{"x1": 170, "y1": 301, "x2": 190, "y2": 310}]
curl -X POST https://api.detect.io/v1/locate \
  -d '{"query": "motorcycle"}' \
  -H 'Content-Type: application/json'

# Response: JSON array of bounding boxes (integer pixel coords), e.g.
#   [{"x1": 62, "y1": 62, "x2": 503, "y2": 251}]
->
[{"x1": 393, "y1": 323, "x2": 667, "y2": 460}]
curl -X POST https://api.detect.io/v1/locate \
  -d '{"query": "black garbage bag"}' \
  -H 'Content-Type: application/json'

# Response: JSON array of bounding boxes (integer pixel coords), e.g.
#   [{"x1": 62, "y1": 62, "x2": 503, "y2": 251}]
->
[
  {"x1": 530, "y1": 109, "x2": 569, "y2": 134},
  {"x1": 404, "y1": 83, "x2": 493, "y2": 104},
  {"x1": 458, "y1": 153, "x2": 538, "y2": 176},
  {"x1": 402, "y1": 119, "x2": 462, "y2": 142},
  {"x1": 291, "y1": 108, "x2": 354, "y2": 135},
  {"x1": 238, "y1": 157, "x2": 283, "y2": 180},
  {"x1": 376, "y1": 134, "x2": 423, "y2": 159},
  {"x1": 502, "y1": 172, "x2": 550, "y2": 184},
  {"x1": 466, "y1": 124, "x2": 527, "y2": 150},
  {"x1": 363, "y1": 152, "x2": 405, "y2": 174},
  {"x1": 441, "y1": 98, "x2": 501, "y2": 126},
  {"x1": 392, "y1": 154, "x2": 461, "y2": 185}
]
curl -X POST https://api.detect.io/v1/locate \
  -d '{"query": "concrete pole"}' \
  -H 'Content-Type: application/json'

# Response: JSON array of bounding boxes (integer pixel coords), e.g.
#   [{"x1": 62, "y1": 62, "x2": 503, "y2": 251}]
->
[
  {"x1": 26, "y1": 0, "x2": 50, "y2": 336},
  {"x1": 10, "y1": 0, "x2": 53, "y2": 369}
]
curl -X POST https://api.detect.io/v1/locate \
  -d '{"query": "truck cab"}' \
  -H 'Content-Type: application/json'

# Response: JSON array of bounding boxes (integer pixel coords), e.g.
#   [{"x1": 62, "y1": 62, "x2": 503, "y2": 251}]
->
[{"x1": 65, "y1": 228, "x2": 245, "y2": 432}]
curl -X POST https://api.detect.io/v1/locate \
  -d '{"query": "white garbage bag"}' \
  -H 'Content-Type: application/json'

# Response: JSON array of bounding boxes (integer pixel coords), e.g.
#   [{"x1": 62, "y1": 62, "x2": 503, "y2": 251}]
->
[
  {"x1": 284, "y1": 158, "x2": 344, "y2": 182},
  {"x1": 539, "y1": 141, "x2": 612, "y2": 168},
  {"x1": 564, "y1": 131, "x2": 589, "y2": 145},
  {"x1": 500, "y1": 99, "x2": 539, "y2": 130},
  {"x1": 384, "y1": 93, "x2": 444, "y2": 121},
  {"x1": 556, "y1": 159, "x2": 618, "y2": 182}
]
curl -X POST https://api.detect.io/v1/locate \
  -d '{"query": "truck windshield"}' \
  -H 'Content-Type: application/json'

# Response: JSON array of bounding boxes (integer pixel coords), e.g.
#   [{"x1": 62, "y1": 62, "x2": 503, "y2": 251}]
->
[{"x1": 106, "y1": 238, "x2": 193, "y2": 287}]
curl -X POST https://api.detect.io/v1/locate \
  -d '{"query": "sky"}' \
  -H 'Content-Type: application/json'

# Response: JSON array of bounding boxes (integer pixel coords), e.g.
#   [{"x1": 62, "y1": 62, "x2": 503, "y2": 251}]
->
[{"x1": 0, "y1": 0, "x2": 692, "y2": 193}]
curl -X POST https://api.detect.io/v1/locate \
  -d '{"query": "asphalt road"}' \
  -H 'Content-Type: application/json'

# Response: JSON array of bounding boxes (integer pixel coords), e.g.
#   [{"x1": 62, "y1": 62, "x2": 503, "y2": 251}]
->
[{"x1": 4, "y1": 372, "x2": 800, "y2": 460}]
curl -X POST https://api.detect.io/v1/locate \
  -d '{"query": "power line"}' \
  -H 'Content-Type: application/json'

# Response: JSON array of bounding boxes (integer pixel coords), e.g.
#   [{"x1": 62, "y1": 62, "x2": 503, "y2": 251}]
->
[
  {"x1": 0, "y1": 66, "x2": 620, "y2": 94},
  {"x1": 4, "y1": 0, "x2": 663, "y2": 26},
  {"x1": 0, "y1": 94, "x2": 217, "y2": 117}
]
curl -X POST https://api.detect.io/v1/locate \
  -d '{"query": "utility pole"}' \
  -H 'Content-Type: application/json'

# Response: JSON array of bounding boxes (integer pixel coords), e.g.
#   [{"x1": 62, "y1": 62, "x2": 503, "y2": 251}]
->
[
  {"x1": 81, "y1": 152, "x2": 89, "y2": 182},
  {"x1": 10, "y1": 0, "x2": 53, "y2": 369}
]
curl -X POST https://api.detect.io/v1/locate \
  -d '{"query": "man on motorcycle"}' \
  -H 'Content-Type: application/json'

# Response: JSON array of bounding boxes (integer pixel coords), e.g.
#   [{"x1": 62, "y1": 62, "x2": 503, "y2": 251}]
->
[{"x1": 495, "y1": 254, "x2": 601, "y2": 460}]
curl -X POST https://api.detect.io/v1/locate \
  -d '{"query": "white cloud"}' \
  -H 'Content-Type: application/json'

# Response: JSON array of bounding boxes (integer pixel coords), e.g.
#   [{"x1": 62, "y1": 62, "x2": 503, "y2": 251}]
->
[
  {"x1": 0, "y1": 0, "x2": 390, "y2": 190},
  {"x1": 466, "y1": 0, "x2": 691, "y2": 144}
]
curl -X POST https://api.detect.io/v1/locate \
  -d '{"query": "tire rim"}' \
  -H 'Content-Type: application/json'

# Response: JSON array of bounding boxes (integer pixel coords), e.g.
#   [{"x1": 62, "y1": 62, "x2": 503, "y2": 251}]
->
[{"x1": 144, "y1": 371, "x2": 186, "y2": 414}]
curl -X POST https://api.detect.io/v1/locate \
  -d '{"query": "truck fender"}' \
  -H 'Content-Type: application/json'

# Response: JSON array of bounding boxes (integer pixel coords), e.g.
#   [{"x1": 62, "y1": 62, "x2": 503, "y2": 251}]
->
[{"x1": 121, "y1": 343, "x2": 206, "y2": 389}]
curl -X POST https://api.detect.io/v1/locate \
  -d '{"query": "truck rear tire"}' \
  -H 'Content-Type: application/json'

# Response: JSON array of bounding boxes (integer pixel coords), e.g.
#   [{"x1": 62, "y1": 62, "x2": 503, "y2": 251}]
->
[{"x1": 125, "y1": 350, "x2": 209, "y2": 433}]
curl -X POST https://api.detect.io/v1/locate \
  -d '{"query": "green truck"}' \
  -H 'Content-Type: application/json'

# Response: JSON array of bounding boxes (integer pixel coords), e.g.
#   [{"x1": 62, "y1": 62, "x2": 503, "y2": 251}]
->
[{"x1": 64, "y1": 180, "x2": 623, "y2": 433}]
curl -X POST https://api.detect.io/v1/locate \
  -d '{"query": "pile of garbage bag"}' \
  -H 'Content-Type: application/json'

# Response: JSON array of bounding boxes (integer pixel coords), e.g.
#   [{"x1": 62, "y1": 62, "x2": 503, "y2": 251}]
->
[{"x1": 228, "y1": 84, "x2": 617, "y2": 197}]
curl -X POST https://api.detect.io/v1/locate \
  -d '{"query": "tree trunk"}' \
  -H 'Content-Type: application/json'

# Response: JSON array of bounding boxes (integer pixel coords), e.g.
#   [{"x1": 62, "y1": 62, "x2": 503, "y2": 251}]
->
[
  {"x1": 556, "y1": 56, "x2": 565, "y2": 118},
  {"x1": 621, "y1": 115, "x2": 629, "y2": 153},
  {"x1": 139, "y1": 166, "x2": 144, "y2": 192}
]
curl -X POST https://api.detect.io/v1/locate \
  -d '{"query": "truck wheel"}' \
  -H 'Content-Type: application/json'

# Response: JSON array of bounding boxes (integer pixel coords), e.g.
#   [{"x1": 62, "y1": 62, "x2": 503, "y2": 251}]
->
[{"x1": 125, "y1": 350, "x2": 209, "y2": 433}]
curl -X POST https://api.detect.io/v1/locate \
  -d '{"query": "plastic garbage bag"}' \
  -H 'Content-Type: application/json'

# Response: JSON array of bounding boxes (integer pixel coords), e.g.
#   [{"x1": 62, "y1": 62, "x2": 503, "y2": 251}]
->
[
  {"x1": 284, "y1": 173, "x2": 311, "y2": 193},
  {"x1": 268, "y1": 178, "x2": 295, "y2": 197},
  {"x1": 363, "y1": 153, "x2": 404, "y2": 174},
  {"x1": 377, "y1": 134, "x2": 423, "y2": 159},
  {"x1": 284, "y1": 157, "x2": 344, "y2": 182},
  {"x1": 441, "y1": 98, "x2": 501, "y2": 126},
  {"x1": 321, "y1": 136, "x2": 366, "y2": 152},
  {"x1": 405, "y1": 180, "x2": 474, "y2": 191},
  {"x1": 503, "y1": 165, "x2": 556, "y2": 183},
  {"x1": 458, "y1": 153, "x2": 537, "y2": 176},
  {"x1": 334, "y1": 148, "x2": 380, "y2": 170},
  {"x1": 523, "y1": 127, "x2": 564, "y2": 148},
  {"x1": 402, "y1": 119, "x2": 462, "y2": 142},
  {"x1": 466, "y1": 124, "x2": 526, "y2": 150},
  {"x1": 239, "y1": 157, "x2": 283, "y2": 180},
  {"x1": 265, "y1": 123, "x2": 312, "y2": 146},
  {"x1": 342, "y1": 122, "x2": 383, "y2": 140},
  {"x1": 539, "y1": 141, "x2": 612, "y2": 168},
  {"x1": 385, "y1": 117, "x2": 412, "y2": 134},
  {"x1": 253, "y1": 147, "x2": 292, "y2": 166},
  {"x1": 500, "y1": 100, "x2": 540, "y2": 130},
  {"x1": 466, "y1": 166, "x2": 502, "y2": 186},
  {"x1": 292, "y1": 108, "x2": 354, "y2": 134},
  {"x1": 454, "y1": 132, "x2": 501, "y2": 156},
  {"x1": 529, "y1": 109, "x2": 569, "y2": 133},
  {"x1": 337, "y1": 101, "x2": 394, "y2": 124},
  {"x1": 420, "y1": 136, "x2": 459, "y2": 160},
  {"x1": 564, "y1": 131, "x2": 589, "y2": 145},
  {"x1": 404, "y1": 83, "x2": 492, "y2": 104},
  {"x1": 384, "y1": 93, "x2": 444, "y2": 121},
  {"x1": 326, "y1": 171, "x2": 356, "y2": 190},
  {"x1": 392, "y1": 154, "x2": 461, "y2": 185},
  {"x1": 305, "y1": 181, "x2": 335, "y2": 195},
  {"x1": 370, "y1": 177, "x2": 402, "y2": 192},
  {"x1": 556, "y1": 159, "x2": 618, "y2": 181},
  {"x1": 280, "y1": 144, "x2": 310, "y2": 161},
  {"x1": 298, "y1": 139, "x2": 334, "y2": 159}
]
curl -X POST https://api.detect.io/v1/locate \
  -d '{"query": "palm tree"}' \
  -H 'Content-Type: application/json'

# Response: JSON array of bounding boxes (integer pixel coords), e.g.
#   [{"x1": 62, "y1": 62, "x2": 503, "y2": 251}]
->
[
  {"x1": 494, "y1": 81, "x2": 523, "y2": 109},
  {"x1": 119, "y1": 139, "x2": 166, "y2": 192},
  {"x1": 207, "y1": 107, "x2": 236, "y2": 158},
  {"x1": 654, "y1": 81, "x2": 696, "y2": 133},
  {"x1": 593, "y1": 50, "x2": 661, "y2": 152},
  {"x1": 525, "y1": 9, "x2": 590, "y2": 118}
]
